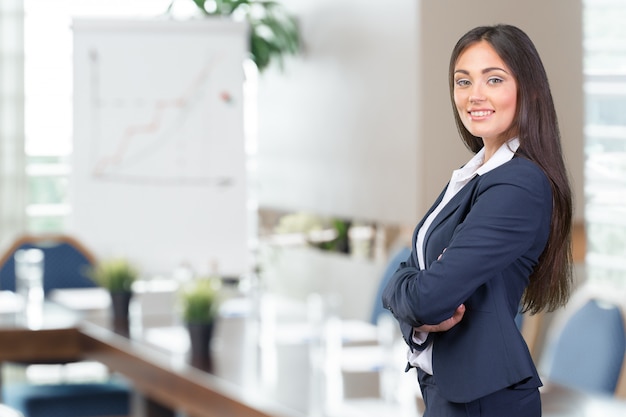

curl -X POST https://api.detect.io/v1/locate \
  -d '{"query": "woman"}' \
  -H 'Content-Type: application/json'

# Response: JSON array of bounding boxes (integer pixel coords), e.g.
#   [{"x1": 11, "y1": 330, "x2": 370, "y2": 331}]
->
[{"x1": 382, "y1": 24, "x2": 573, "y2": 417}]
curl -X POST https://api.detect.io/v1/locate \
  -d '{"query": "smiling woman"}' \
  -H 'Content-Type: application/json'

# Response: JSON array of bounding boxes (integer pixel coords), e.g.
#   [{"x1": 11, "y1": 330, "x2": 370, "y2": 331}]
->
[
  {"x1": 382, "y1": 24, "x2": 573, "y2": 417},
  {"x1": 452, "y1": 41, "x2": 518, "y2": 157}
]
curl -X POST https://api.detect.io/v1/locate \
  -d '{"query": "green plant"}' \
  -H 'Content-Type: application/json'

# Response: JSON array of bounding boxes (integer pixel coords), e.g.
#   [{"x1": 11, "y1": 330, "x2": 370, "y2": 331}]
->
[
  {"x1": 180, "y1": 278, "x2": 221, "y2": 323},
  {"x1": 168, "y1": 0, "x2": 300, "y2": 72},
  {"x1": 88, "y1": 258, "x2": 138, "y2": 293},
  {"x1": 315, "y1": 218, "x2": 351, "y2": 254}
]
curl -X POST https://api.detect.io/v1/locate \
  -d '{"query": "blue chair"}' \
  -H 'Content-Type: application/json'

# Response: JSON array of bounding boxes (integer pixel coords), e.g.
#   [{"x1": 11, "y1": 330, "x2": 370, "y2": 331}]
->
[
  {"x1": 0, "y1": 234, "x2": 97, "y2": 295},
  {"x1": 369, "y1": 246, "x2": 411, "y2": 325},
  {"x1": 542, "y1": 298, "x2": 626, "y2": 395},
  {"x1": 0, "y1": 234, "x2": 132, "y2": 417},
  {"x1": 514, "y1": 308, "x2": 545, "y2": 360},
  {"x1": 2, "y1": 380, "x2": 130, "y2": 417}
]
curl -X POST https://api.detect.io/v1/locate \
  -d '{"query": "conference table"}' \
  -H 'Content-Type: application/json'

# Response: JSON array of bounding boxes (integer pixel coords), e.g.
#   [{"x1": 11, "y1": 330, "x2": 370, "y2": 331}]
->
[{"x1": 1, "y1": 288, "x2": 626, "y2": 417}]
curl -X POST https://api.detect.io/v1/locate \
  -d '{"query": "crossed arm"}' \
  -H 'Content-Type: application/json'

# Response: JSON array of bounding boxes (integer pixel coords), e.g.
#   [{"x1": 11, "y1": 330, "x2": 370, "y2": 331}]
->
[
  {"x1": 417, "y1": 303, "x2": 466, "y2": 332},
  {"x1": 414, "y1": 249, "x2": 466, "y2": 333}
]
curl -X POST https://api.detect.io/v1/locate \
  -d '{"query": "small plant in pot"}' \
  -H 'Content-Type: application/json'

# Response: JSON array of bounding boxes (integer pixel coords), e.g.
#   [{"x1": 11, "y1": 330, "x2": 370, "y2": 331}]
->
[
  {"x1": 88, "y1": 257, "x2": 139, "y2": 336},
  {"x1": 180, "y1": 277, "x2": 221, "y2": 371}
]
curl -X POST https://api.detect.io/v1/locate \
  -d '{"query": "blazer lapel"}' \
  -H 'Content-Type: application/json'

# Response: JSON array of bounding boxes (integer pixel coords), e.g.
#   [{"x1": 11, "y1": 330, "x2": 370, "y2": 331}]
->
[
  {"x1": 422, "y1": 176, "x2": 480, "y2": 260},
  {"x1": 410, "y1": 185, "x2": 447, "y2": 268}
]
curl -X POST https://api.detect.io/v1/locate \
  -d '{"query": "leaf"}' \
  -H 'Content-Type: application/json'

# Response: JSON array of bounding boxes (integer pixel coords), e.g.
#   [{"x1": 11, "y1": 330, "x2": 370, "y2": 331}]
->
[
  {"x1": 180, "y1": 278, "x2": 220, "y2": 323},
  {"x1": 171, "y1": 0, "x2": 300, "y2": 72}
]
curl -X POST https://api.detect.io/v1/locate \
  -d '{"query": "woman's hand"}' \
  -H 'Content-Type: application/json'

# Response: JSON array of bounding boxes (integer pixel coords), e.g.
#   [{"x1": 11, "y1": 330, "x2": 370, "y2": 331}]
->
[{"x1": 415, "y1": 304, "x2": 466, "y2": 332}]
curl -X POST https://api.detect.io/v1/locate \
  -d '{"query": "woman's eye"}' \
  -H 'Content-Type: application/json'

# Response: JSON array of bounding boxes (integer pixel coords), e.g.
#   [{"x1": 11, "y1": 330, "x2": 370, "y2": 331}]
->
[
  {"x1": 488, "y1": 77, "x2": 503, "y2": 84},
  {"x1": 455, "y1": 79, "x2": 470, "y2": 87}
]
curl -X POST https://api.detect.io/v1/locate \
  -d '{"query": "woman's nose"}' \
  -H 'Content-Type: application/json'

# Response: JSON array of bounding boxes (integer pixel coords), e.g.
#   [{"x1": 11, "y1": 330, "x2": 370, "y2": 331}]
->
[{"x1": 469, "y1": 86, "x2": 485, "y2": 103}]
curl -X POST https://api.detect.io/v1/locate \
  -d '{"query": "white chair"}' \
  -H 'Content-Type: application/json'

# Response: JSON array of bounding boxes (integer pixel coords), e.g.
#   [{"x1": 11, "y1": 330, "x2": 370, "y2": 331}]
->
[{"x1": 0, "y1": 404, "x2": 24, "y2": 417}]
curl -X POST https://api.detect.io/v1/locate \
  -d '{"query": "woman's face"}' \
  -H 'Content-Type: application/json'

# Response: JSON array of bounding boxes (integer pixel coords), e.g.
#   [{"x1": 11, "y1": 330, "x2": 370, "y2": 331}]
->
[{"x1": 453, "y1": 40, "x2": 518, "y2": 146}]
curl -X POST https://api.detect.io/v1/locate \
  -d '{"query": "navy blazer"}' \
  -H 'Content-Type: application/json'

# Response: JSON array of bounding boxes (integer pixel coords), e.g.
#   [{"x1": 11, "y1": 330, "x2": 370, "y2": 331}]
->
[{"x1": 382, "y1": 156, "x2": 551, "y2": 403}]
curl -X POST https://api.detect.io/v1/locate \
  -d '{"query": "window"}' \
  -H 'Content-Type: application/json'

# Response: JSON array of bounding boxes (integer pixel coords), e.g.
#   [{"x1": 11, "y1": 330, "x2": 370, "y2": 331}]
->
[
  {"x1": 23, "y1": 0, "x2": 171, "y2": 232},
  {"x1": 583, "y1": 0, "x2": 626, "y2": 288}
]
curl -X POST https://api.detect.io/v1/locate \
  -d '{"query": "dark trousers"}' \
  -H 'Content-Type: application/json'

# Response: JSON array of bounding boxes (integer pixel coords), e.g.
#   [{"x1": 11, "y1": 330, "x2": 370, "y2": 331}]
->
[{"x1": 417, "y1": 370, "x2": 541, "y2": 417}]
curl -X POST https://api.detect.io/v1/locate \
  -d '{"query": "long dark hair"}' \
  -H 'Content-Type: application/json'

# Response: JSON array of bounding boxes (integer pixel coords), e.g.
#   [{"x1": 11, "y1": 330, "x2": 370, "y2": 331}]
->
[{"x1": 449, "y1": 24, "x2": 573, "y2": 314}]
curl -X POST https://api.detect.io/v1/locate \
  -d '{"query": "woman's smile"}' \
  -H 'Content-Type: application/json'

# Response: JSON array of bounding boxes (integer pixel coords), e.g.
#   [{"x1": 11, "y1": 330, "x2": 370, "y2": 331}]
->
[{"x1": 453, "y1": 40, "x2": 518, "y2": 148}]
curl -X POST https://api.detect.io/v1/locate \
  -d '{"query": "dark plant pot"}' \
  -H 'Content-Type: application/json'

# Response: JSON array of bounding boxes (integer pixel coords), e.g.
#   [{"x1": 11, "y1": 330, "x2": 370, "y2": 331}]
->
[
  {"x1": 110, "y1": 291, "x2": 132, "y2": 337},
  {"x1": 186, "y1": 321, "x2": 214, "y2": 372}
]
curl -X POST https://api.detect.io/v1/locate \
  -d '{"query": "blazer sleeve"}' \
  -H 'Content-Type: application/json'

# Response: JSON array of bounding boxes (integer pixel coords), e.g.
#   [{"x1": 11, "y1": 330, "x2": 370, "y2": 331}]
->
[
  {"x1": 382, "y1": 160, "x2": 552, "y2": 330},
  {"x1": 389, "y1": 258, "x2": 434, "y2": 352}
]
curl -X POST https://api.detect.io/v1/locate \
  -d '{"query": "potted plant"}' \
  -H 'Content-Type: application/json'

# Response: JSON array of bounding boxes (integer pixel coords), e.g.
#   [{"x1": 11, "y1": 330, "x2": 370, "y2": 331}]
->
[
  {"x1": 167, "y1": 0, "x2": 300, "y2": 72},
  {"x1": 88, "y1": 257, "x2": 139, "y2": 336},
  {"x1": 179, "y1": 277, "x2": 221, "y2": 371}
]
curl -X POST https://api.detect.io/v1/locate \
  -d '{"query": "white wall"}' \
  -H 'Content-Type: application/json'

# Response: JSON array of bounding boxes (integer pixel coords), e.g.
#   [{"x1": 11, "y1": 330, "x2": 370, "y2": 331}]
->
[{"x1": 257, "y1": 0, "x2": 420, "y2": 225}]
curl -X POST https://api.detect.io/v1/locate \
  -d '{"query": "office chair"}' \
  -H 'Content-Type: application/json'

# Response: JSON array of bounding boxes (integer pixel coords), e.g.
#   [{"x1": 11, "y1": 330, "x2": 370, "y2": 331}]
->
[
  {"x1": 333, "y1": 246, "x2": 425, "y2": 416},
  {"x1": 369, "y1": 246, "x2": 411, "y2": 325},
  {"x1": 0, "y1": 234, "x2": 97, "y2": 294},
  {"x1": 541, "y1": 296, "x2": 626, "y2": 396},
  {"x1": 514, "y1": 308, "x2": 545, "y2": 361},
  {"x1": 340, "y1": 246, "x2": 412, "y2": 398},
  {"x1": 0, "y1": 234, "x2": 131, "y2": 417}
]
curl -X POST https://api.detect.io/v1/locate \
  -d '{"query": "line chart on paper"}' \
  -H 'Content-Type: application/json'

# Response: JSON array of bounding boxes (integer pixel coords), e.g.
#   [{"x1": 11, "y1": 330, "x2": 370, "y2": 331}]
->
[
  {"x1": 71, "y1": 19, "x2": 249, "y2": 278},
  {"x1": 84, "y1": 46, "x2": 239, "y2": 187}
]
